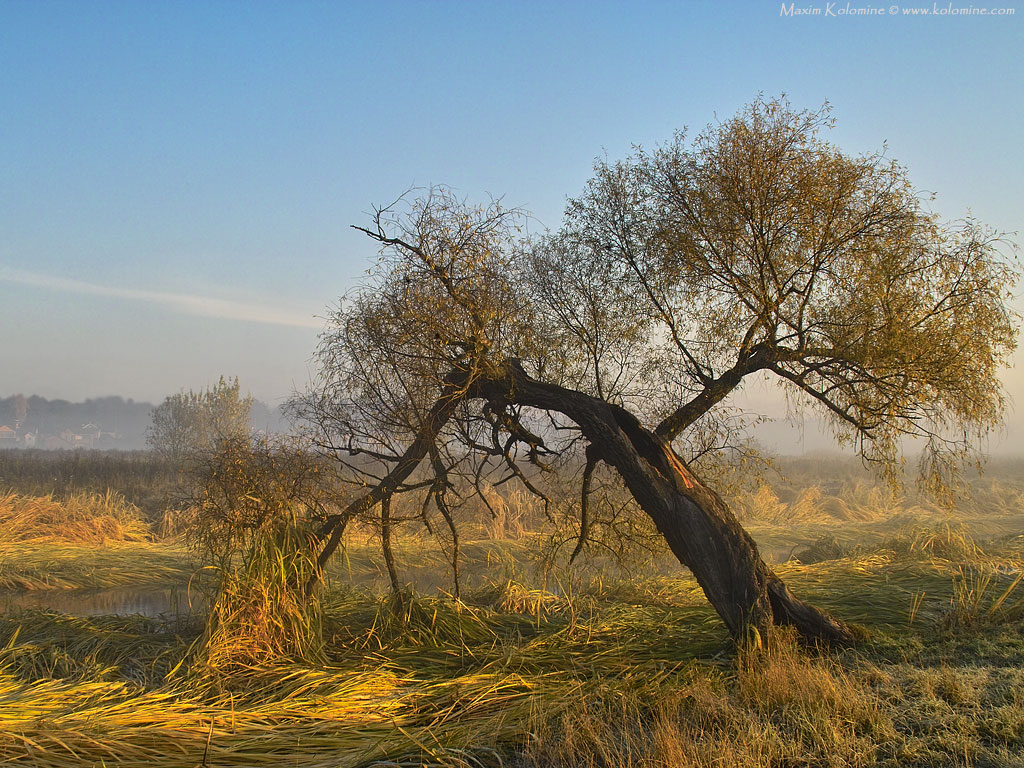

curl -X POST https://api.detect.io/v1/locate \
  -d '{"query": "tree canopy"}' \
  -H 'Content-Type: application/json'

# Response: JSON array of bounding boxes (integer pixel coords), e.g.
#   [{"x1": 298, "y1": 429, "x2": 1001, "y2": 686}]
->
[
  {"x1": 545, "y1": 98, "x2": 1017, "y2": 471},
  {"x1": 148, "y1": 376, "x2": 255, "y2": 464},
  {"x1": 295, "y1": 97, "x2": 1019, "y2": 641}
]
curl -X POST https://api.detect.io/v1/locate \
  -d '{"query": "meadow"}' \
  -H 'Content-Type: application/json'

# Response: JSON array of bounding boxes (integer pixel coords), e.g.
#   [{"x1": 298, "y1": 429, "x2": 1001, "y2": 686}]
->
[{"x1": 1, "y1": 451, "x2": 1023, "y2": 767}]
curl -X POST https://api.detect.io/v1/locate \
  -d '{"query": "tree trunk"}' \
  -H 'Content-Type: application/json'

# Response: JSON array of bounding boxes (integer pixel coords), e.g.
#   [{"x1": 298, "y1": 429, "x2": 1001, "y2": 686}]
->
[
  {"x1": 380, "y1": 494, "x2": 402, "y2": 594},
  {"x1": 473, "y1": 363, "x2": 853, "y2": 644},
  {"x1": 629, "y1": 462, "x2": 852, "y2": 642}
]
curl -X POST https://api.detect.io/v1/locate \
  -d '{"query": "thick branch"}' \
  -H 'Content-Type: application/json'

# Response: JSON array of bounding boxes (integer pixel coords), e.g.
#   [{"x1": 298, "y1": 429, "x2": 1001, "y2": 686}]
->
[{"x1": 655, "y1": 345, "x2": 777, "y2": 440}]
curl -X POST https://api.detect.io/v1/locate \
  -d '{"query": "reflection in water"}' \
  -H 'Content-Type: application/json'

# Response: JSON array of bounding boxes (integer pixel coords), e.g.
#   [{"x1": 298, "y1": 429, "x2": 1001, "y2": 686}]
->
[
  {"x1": 0, "y1": 554, "x2": 546, "y2": 618},
  {"x1": 0, "y1": 586, "x2": 204, "y2": 618}
]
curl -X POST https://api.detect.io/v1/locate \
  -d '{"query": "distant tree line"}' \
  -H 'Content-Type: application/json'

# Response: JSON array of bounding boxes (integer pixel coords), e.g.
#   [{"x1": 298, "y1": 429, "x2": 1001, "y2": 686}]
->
[
  {"x1": 0, "y1": 392, "x2": 291, "y2": 451},
  {"x1": 0, "y1": 395, "x2": 155, "y2": 448}
]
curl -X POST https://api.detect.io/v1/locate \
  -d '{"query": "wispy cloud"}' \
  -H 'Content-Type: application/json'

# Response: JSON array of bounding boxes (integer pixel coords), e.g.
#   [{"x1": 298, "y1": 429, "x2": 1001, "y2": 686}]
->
[{"x1": 0, "y1": 267, "x2": 323, "y2": 329}]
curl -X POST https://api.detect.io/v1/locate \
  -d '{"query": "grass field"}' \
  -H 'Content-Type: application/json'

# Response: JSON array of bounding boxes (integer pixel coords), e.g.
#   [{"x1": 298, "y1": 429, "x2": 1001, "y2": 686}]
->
[{"x1": 1, "y1": 455, "x2": 1023, "y2": 767}]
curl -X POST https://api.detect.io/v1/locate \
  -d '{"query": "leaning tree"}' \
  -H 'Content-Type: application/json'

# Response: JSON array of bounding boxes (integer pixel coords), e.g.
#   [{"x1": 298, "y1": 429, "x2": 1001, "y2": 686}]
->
[{"x1": 296, "y1": 98, "x2": 1018, "y2": 643}]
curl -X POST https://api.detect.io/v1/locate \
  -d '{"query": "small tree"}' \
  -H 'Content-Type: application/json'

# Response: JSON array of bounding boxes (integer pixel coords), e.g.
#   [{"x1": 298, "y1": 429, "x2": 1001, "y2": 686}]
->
[
  {"x1": 186, "y1": 434, "x2": 333, "y2": 670},
  {"x1": 296, "y1": 97, "x2": 1019, "y2": 643},
  {"x1": 187, "y1": 434, "x2": 333, "y2": 570},
  {"x1": 147, "y1": 377, "x2": 255, "y2": 465}
]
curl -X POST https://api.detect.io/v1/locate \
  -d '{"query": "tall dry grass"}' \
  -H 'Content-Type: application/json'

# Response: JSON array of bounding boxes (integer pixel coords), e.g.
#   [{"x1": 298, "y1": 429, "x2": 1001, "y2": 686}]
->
[
  {"x1": 0, "y1": 490, "x2": 152, "y2": 544},
  {"x1": 193, "y1": 516, "x2": 325, "y2": 677},
  {"x1": 733, "y1": 483, "x2": 908, "y2": 525},
  {"x1": 523, "y1": 630, "x2": 891, "y2": 768},
  {"x1": 0, "y1": 449, "x2": 180, "y2": 520}
]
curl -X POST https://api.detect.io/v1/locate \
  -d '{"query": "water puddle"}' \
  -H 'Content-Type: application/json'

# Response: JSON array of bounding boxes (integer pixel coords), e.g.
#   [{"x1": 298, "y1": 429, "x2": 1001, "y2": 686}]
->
[{"x1": 0, "y1": 586, "x2": 204, "y2": 618}]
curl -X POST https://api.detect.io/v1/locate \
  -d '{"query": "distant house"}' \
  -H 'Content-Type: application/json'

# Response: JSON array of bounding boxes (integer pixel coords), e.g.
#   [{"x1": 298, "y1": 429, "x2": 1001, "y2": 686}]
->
[
  {"x1": 22, "y1": 431, "x2": 37, "y2": 448},
  {"x1": 0, "y1": 425, "x2": 16, "y2": 446},
  {"x1": 43, "y1": 434, "x2": 75, "y2": 450},
  {"x1": 80, "y1": 423, "x2": 101, "y2": 448},
  {"x1": 59, "y1": 429, "x2": 92, "y2": 448}
]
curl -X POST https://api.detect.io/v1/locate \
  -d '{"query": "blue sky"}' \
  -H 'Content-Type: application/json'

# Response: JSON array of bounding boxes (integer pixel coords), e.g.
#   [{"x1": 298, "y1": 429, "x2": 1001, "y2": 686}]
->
[{"x1": 1, "y1": 0, "x2": 1021, "y2": 445}]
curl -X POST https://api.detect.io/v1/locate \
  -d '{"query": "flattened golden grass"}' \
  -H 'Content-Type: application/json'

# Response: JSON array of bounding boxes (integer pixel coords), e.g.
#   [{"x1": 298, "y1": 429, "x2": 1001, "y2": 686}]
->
[
  {"x1": 0, "y1": 490, "x2": 152, "y2": 545},
  {"x1": 1, "y1": 463, "x2": 1023, "y2": 767},
  {"x1": 0, "y1": 541, "x2": 193, "y2": 590}
]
